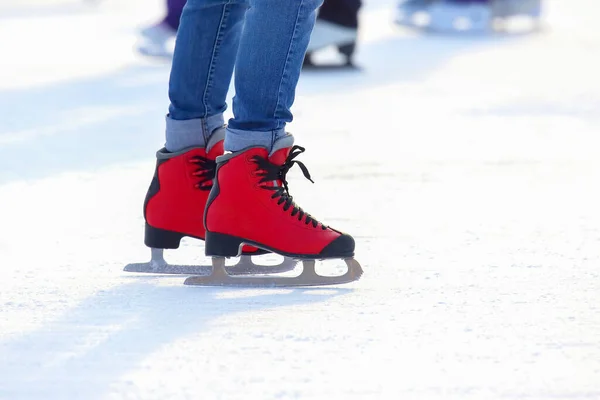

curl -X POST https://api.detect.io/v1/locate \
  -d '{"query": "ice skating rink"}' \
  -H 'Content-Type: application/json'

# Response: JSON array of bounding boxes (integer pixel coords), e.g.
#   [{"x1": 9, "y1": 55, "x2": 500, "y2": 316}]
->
[{"x1": 0, "y1": 0, "x2": 599, "y2": 399}]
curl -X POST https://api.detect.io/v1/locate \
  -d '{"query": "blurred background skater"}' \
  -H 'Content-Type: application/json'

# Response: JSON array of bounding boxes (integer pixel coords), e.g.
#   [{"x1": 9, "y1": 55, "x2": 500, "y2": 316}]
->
[
  {"x1": 137, "y1": 0, "x2": 185, "y2": 57},
  {"x1": 304, "y1": 0, "x2": 362, "y2": 69},
  {"x1": 395, "y1": 0, "x2": 542, "y2": 33}
]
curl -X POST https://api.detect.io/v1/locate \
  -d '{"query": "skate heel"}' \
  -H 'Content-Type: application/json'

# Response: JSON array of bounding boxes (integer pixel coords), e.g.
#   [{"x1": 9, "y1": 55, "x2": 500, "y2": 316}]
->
[
  {"x1": 205, "y1": 231, "x2": 245, "y2": 257},
  {"x1": 338, "y1": 42, "x2": 355, "y2": 58},
  {"x1": 144, "y1": 223, "x2": 185, "y2": 249},
  {"x1": 337, "y1": 42, "x2": 356, "y2": 65}
]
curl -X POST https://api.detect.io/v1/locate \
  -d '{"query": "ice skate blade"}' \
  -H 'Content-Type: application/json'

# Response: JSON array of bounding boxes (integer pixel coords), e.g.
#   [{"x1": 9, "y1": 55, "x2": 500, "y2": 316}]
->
[
  {"x1": 137, "y1": 47, "x2": 173, "y2": 59},
  {"x1": 124, "y1": 248, "x2": 297, "y2": 275},
  {"x1": 136, "y1": 40, "x2": 173, "y2": 59},
  {"x1": 183, "y1": 258, "x2": 363, "y2": 287}
]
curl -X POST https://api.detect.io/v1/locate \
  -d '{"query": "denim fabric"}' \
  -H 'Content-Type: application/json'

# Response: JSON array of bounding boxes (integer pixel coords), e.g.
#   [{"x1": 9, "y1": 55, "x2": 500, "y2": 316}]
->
[{"x1": 165, "y1": 0, "x2": 322, "y2": 153}]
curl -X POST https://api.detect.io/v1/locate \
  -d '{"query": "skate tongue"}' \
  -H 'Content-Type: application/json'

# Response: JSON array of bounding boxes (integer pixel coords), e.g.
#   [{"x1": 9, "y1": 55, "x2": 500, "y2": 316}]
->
[
  {"x1": 206, "y1": 126, "x2": 226, "y2": 158},
  {"x1": 269, "y1": 147, "x2": 291, "y2": 166},
  {"x1": 268, "y1": 134, "x2": 295, "y2": 166}
]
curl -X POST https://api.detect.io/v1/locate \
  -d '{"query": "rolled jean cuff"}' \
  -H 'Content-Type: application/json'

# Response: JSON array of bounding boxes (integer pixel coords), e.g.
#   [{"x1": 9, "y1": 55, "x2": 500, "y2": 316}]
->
[
  {"x1": 224, "y1": 127, "x2": 287, "y2": 153},
  {"x1": 165, "y1": 113, "x2": 225, "y2": 149}
]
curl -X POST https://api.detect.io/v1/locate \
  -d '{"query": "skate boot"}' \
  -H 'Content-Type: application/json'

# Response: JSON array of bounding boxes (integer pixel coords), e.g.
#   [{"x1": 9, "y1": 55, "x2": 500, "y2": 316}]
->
[
  {"x1": 137, "y1": 22, "x2": 176, "y2": 59},
  {"x1": 396, "y1": 0, "x2": 540, "y2": 33},
  {"x1": 124, "y1": 127, "x2": 296, "y2": 275},
  {"x1": 396, "y1": 0, "x2": 436, "y2": 25},
  {"x1": 395, "y1": 0, "x2": 492, "y2": 32},
  {"x1": 491, "y1": 0, "x2": 542, "y2": 31},
  {"x1": 304, "y1": 19, "x2": 359, "y2": 70},
  {"x1": 184, "y1": 134, "x2": 363, "y2": 287}
]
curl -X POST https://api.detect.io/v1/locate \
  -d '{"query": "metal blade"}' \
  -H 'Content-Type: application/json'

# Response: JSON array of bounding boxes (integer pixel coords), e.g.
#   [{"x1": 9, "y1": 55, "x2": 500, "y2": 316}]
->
[
  {"x1": 124, "y1": 248, "x2": 298, "y2": 275},
  {"x1": 183, "y1": 258, "x2": 363, "y2": 287}
]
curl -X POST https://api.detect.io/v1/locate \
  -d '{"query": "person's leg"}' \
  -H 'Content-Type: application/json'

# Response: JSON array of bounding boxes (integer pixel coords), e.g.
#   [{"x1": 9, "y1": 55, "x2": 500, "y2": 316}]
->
[
  {"x1": 199, "y1": 0, "x2": 361, "y2": 287},
  {"x1": 224, "y1": 0, "x2": 323, "y2": 152},
  {"x1": 166, "y1": 0, "x2": 248, "y2": 152},
  {"x1": 139, "y1": 0, "x2": 261, "y2": 268}
]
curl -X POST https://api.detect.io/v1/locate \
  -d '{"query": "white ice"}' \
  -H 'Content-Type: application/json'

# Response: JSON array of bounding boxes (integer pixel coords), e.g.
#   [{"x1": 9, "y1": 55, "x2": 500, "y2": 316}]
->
[{"x1": 0, "y1": 0, "x2": 599, "y2": 399}]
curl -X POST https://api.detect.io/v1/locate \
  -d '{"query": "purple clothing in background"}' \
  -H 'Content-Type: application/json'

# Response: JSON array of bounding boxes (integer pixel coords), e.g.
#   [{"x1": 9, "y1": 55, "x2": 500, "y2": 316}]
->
[{"x1": 162, "y1": 0, "x2": 186, "y2": 31}]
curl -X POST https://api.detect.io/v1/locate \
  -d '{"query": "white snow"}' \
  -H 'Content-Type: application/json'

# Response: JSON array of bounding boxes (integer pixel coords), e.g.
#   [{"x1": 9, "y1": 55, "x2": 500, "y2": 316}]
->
[{"x1": 1, "y1": 0, "x2": 599, "y2": 399}]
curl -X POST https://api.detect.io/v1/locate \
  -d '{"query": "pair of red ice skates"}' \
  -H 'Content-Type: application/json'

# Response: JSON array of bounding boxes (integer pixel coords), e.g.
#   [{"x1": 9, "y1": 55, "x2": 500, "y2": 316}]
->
[{"x1": 125, "y1": 127, "x2": 363, "y2": 286}]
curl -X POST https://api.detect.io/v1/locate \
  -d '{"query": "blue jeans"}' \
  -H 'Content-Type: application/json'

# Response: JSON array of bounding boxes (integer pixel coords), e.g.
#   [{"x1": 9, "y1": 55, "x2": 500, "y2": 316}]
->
[{"x1": 166, "y1": 0, "x2": 322, "y2": 152}]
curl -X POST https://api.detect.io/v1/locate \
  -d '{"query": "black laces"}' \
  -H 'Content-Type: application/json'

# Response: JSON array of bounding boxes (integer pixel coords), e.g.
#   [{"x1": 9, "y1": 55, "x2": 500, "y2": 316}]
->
[
  {"x1": 189, "y1": 156, "x2": 216, "y2": 191},
  {"x1": 251, "y1": 145, "x2": 327, "y2": 229}
]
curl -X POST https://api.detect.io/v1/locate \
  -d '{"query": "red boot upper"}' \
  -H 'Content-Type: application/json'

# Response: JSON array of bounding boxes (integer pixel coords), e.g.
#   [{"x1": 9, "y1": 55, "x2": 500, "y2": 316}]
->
[
  {"x1": 205, "y1": 145, "x2": 344, "y2": 256},
  {"x1": 145, "y1": 142, "x2": 224, "y2": 240}
]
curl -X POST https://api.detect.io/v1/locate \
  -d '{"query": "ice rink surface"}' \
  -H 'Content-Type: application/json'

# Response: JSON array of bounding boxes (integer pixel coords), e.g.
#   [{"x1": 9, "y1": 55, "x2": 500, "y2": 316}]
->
[{"x1": 0, "y1": 0, "x2": 599, "y2": 399}]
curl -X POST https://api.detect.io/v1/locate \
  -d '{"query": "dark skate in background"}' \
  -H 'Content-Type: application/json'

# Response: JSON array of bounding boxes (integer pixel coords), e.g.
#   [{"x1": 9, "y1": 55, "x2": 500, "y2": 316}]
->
[{"x1": 303, "y1": 0, "x2": 362, "y2": 70}]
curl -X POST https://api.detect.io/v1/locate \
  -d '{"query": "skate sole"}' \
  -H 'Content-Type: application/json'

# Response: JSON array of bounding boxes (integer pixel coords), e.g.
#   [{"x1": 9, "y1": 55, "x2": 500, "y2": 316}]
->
[{"x1": 183, "y1": 258, "x2": 363, "y2": 287}]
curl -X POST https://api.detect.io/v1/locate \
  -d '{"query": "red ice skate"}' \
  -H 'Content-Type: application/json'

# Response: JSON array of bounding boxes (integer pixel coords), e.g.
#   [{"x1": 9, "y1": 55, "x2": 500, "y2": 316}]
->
[
  {"x1": 184, "y1": 135, "x2": 363, "y2": 287},
  {"x1": 124, "y1": 128, "x2": 296, "y2": 275}
]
